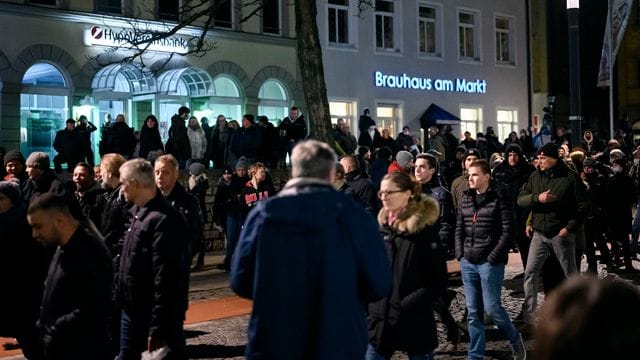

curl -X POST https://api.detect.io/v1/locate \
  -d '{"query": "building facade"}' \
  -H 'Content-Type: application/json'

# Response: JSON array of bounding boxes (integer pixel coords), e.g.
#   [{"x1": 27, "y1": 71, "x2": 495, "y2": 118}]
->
[
  {"x1": 317, "y1": 0, "x2": 529, "y2": 144},
  {"x1": 0, "y1": 0, "x2": 303, "y2": 163}
]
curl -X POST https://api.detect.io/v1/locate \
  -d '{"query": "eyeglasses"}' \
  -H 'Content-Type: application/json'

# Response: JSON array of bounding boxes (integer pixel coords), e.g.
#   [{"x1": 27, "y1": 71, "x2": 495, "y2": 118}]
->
[{"x1": 377, "y1": 189, "x2": 406, "y2": 199}]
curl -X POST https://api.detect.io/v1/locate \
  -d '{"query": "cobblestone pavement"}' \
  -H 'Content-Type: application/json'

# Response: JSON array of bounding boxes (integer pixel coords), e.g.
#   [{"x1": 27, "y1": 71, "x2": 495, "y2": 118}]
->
[{"x1": 5, "y1": 254, "x2": 640, "y2": 360}]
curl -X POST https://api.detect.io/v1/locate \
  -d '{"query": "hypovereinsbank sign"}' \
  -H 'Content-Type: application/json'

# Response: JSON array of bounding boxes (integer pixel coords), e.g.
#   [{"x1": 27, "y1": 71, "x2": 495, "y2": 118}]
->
[{"x1": 84, "y1": 26, "x2": 189, "y2": 54}]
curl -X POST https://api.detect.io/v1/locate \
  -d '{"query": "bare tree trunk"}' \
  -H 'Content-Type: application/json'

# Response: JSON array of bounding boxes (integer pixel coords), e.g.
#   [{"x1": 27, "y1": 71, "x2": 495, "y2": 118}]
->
[{"x1": 294, "y1": 0, "x2": 333, "y2": 144}]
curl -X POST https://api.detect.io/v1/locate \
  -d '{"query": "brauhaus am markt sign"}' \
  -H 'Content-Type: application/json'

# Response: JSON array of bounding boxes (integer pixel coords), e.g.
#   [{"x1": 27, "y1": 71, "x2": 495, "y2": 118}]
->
[
  {"x1": 374, "y1": 71, "x2": 487, "y2": 94},
  {"x1": 84, "y1": 25, "x2": 190, "y2": 54}
]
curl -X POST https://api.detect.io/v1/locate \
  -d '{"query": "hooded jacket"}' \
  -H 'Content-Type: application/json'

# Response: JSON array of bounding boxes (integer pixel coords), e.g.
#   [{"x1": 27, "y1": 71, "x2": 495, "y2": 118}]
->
[
  {"x1": 231, "y1": 178, "x2": 391, "y2": 360},
  {"x1": 368, "y1": 194, "x2": 446, "y2": 357}
]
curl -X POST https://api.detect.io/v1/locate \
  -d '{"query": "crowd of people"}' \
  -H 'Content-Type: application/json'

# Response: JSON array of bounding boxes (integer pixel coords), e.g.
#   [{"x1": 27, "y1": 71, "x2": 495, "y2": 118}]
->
[{"x1": 2, "y1": 103, "x2": 640, "y2": 359}]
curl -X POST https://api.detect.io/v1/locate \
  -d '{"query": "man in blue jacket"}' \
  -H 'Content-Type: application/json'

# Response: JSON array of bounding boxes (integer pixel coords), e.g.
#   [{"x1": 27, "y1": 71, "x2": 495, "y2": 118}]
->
[{"x1": 231, "y1": 140, "x2": 391, "y2": 360}]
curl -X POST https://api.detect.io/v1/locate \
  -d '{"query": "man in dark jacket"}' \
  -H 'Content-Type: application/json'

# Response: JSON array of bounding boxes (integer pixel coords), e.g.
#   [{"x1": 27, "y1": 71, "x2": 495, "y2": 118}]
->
[
  {"x1": 166, "y1": 107, "x2": 191, "y2": 169},
  {"x1": 28, "y1": 192, "x2": 113, "y2": 360},
  {"x1": 278, "y1": 106, "x2": 307, "y2": 158},
  {"x1": 414, "y1": 153, "x2": 460, "y2": 349},
  {"x1": 492, "y1": 144, "x2": 535, "y2": 268},
  {"x1": 154, "y1": 155, "x2": 204, "y2": 272},
  {"x1": 333, "y1": 118, "x2": 357, "y2": 156},
  {"x1": 231, "y1": 140, "x2": 391, "y2": 360},
  {"x1": 517, "y1": 142, "x2": 586, "y2": 327},
  {"x1": 117, "y1": 159, "x2": 190, "y2": 360},
  {"x1": 108, "y1": 114, "x2": 137, "y2": 159},
  {"x1": 456, "y1": 159, "x2": 526, "y2": 360},
  {"x1": 230, "y1": 114, "x2": 261, "y2": 162},
  {"x1": 53, "y1": 119, "x2": 82, "y2": 173},
  {"x1": 24, "y1": 152, "x2": 69, "y2": 205},
  {"x1": 339, "y1": 155, "x2": 377, "y2": 215}
]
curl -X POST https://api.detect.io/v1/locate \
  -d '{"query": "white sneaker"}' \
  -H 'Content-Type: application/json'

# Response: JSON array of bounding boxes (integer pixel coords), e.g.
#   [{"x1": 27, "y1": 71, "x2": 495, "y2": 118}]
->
[{"x1": 512, "y1": 333, "x2": 527, "y2": 360}]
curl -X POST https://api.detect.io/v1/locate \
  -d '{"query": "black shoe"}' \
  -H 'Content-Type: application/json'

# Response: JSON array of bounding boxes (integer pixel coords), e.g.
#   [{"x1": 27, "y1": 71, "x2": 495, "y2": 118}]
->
[{"x1": 215, "y1": 263, "x2": 230, "y2": 272}]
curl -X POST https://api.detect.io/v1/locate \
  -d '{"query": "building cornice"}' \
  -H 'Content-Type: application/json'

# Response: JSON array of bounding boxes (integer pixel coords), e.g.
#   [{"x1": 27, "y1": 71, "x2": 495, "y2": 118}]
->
[{"x1": 0, "y1": 2, "x2": 296, "y2": 47}]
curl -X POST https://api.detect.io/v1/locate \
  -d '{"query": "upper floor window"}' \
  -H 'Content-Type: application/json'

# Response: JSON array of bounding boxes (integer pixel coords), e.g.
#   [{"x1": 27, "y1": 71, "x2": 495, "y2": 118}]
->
[
  {"x1": 96, "y1": 0, "x2": 122, "y2": 15},
  {"x1": 495, "y1": 15, "x2": 516, "y2": 65},
  {"x1": 375, "y1": 0, "x2": 400, "y2": 52},
  {"x1": 214, "y1": 0, "x2": 233, "y2": 29},
  {"x1": 262, "y1": 0, "x2": 281, "y2": 35},
  {"x1": 458, "y1": 9, "x2": 481, "y2": 62},
  {"x1": 328, "y1": 0, "x2": 349, "y2": 45},
  {"x1": 418, "y1": 2, "x2": 442, "y2": 58},
  {"x1": 159, "y1": 0, "x2": 180, "y2": 22}
]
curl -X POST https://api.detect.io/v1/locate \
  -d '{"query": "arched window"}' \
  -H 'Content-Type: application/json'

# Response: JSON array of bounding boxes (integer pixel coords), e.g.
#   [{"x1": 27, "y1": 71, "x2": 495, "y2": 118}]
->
[
  {"x1": 20, "y1": 62, "x2": 70, "y2": 162},
  {"x1": 258, "y1": 79, "x2": 289, "y2": 125},
  {"x1": 208, "y1": 75, "x2": 242, "y2": 122}
]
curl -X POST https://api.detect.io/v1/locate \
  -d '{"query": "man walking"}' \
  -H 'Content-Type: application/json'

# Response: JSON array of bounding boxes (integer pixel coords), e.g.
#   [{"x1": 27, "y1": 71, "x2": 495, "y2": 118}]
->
[
  {"x1": 517, "y1": 143, "x2": 586, "y2": 328},
  {"x1": 28, "y1": 193, "x2": 113, "y2": 360},
  {"x1": 117, "y1": 159, "x2": 190, "y2": 359},
  {"x1": 231, "y1": 140, "x2": 391, "y2": 359},
  {"x1": 456, "y1": 159, "x2": 526, "y2": 360}
]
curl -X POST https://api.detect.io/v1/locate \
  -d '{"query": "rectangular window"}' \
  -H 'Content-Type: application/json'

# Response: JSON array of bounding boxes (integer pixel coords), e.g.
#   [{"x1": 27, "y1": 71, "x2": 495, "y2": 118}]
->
[
  {"x1": 376, "y1": 0, "x2": 395, "y2": 50},
  {"x1": 497, "y1": 109, "x2": 518, "y2": 141},
  {"x1": 263, "y1": 0, "x2": 281, "y2": 35},
  {"x1": 458, "y1": 9, "x2": 480, "y2": 62},
  {"x1": 460, "y1": 106, "x2": 483, "y2": 138},
  {"x1": 495, "y1": 15, "x2": 515, "y2": 65},
  {"x1": 418, "y1": 2, "x2": 442, "y2": 58},
  {"x1": 214, "y1": 0, "x2": 233, "y2": 29},
  {"x1": 329, "y1": 100, "x2": 357, "y2": 135},
  {"x1": 328, "y1": 0, "x2": 349, "y2": 44},
  {"x1": 159, "y1": 0, "x2": 180, "y2": 21},
  {"x1": 377, "y1": 103, "x2": 400, "y2": 136},
  {"x1": 96, "y1": 0, "x2": 122, "y2": 14}
]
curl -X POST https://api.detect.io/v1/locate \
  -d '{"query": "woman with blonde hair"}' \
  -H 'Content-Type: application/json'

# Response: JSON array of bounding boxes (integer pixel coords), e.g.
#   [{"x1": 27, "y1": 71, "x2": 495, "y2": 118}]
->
[{"x1": 367, "y1": 171, "x2": 447, "y2": 360}]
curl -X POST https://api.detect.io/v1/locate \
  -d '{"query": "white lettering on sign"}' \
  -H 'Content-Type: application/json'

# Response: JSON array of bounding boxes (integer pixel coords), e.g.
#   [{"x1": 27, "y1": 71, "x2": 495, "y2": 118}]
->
[
  {"x1": 84, "y1": 26, "x2": 190, "y2": 54},
  {"x1": 373, "y1": 71, "x2": 487, "y2": 94}
]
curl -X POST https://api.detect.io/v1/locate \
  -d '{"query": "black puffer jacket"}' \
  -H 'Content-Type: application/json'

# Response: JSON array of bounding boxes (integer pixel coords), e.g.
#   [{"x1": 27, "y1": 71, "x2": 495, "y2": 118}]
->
[
  {"x1": 455, "y1": 186, "x2": 515, "y2": 265},
  {"x1": 421, "y1": 178, "x2": 455, "y2": 254},
  {"x1": 344, "y1": 170, "x2": 377, "y2": 215},
  {"x1": 368, "y1": 195, "x2": 447, "y2": 357}
]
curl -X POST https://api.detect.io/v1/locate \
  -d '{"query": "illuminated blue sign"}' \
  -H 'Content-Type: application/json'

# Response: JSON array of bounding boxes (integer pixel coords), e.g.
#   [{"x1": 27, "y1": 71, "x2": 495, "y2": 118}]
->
[{"x1": 374, "y1": 71, "x2": 487, "y2": 94}]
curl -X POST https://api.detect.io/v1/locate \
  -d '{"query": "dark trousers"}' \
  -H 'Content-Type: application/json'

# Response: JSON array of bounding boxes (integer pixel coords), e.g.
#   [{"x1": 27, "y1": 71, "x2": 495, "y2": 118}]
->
[
  {"x1": 584, "y1": 219, "x2": 611, "y2": 270},
  {"x1": 119, "y1": 311, "x2": 186, "y2": 360},
  {"x1": 53, "y1": 155, "x2": 78, "y2": 173}
]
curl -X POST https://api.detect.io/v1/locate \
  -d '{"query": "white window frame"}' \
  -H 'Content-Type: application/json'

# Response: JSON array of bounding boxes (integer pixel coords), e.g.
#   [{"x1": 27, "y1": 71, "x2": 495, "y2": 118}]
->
[
  {"x1": 375, "y1": 100, "x2": 404, "y2": 139},
  {"x1": 326, "y1": 0, "x2": 357, "y2": 49},
  {"x1": 374, "y1": 0, "x2": 402, "y2": 55},
  {"x1": 457, "y1": 8, "x2": 482, "y2": 64},
  {"x1": 417, "y1": 1, "x2": 443, "y2": 60},
  {"x1": 460, "y1": 105, "x2": 484, "y2": 138},
  {"x1": 496, "y1": 107, "x2": 519, "y2": 141},
  {"x1": 329, "y1": 98, "x2": 358, "y2": 135},
  {"x1": 494, "y1": 13, "x2": 517, "y2": 67},
  {"x1": 213, "y1": 0, "x2": 235, "y2": 30}
]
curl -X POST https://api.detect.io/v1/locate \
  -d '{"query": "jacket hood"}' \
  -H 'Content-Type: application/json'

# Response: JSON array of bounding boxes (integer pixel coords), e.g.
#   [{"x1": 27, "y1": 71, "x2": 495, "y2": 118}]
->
[
  {"x1": 377, "y1": 194, "x2": 439, "y2": 234},
  {"x1": 259, "y1": 178, "x2": 351, "y2": 228}
]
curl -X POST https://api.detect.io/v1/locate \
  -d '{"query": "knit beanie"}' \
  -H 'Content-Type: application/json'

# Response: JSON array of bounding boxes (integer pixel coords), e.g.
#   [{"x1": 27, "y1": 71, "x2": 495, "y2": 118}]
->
[
  {"x1": 189, "y1": 162, "x2": 205, "y2": 176},
  {"x1": 536, "y1": 143, "x2": 559, "y2": 160},
  {"x1": 396, "y1": 151, "x2": 414, "y2": 168},
  {"x1": 463, "y1": 148, "x2": 481, "y2": 162},
  {"x1": 25, "y1": 152, "x2": 50, "y2": 170},
  {"x1": 3, "y1": 150, "x2": 25, "y2": 166},
  {"x1": 235, "y1": 156, "x2": 250, "y2": 170}
]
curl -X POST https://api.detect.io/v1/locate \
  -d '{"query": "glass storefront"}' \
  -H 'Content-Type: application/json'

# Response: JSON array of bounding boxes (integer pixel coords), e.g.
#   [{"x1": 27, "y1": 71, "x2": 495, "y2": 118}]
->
[{"x1": 20, "y1": 63, "x2": 69, "y2": 162}]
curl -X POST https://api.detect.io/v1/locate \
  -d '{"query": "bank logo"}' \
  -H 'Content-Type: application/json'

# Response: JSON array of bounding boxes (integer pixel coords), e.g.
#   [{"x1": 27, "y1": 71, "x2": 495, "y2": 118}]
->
[{"x1": 90, "y1": 26, "x2": 104, "y2": 40}]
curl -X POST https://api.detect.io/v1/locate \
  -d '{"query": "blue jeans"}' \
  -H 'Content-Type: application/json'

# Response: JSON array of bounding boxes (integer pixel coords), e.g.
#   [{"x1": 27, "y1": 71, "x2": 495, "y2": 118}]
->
[
  {"x1": 460, "y1": 259, "x2": 519, "y2": 360},
  {"x1": 365, "y1": 344, "x2": 434, "y2": 360}
]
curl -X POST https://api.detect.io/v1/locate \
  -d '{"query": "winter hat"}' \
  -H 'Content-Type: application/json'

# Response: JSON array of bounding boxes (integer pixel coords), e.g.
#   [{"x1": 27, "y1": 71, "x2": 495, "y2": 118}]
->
[
  {"x1": 612, "y1": 158, "x2": 628, "y2": 171},
  {"x1": 504, "y1": 143, "x2": 523, "y2": 158},
  {"x1": 536, "y1": 143, "x2": 559, "y2": 160},
  {"x1": 25, "y1": 152, "x2": 50, "y2": 170},
  {"x1": 189, "y1": 162, "x2": 205, "y2": 176},
  {"x1": 222, "y1": 165, "x2": 234, "y2": 175},
  {"x1": 3, "y1": 150, "x2": 25, "y2": 166},
  {"x1": 609, "y1": 149, "x2": 625, "y2": 161},
  {"x1": 463, "y1": 148, "x2": 481, "y2": 162},
  {"x1": 0, "y1": 181, "x2": 21, "y2": 207},
  {"x1": 396, "y1": 151, "x2": 414, "y2": 168},
  {"x1": 235, "y1": 156, "x2": 250, "y2": 170},
  {"x1": 583, "y1": 158, "x2": 598, "y2": 168}
]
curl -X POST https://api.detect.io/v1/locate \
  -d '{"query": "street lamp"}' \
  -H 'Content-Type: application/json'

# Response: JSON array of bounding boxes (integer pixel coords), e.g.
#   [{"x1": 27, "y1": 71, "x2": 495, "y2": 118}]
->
[{"x1": 567, "y1": 0, "x2": 582, "y2": 147}]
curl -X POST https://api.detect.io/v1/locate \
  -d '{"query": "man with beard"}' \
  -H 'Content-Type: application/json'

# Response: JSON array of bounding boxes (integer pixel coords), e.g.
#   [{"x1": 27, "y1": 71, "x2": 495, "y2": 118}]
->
[{"x1": 72, "y1": 162, "x2": 105, "y2": 227}]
